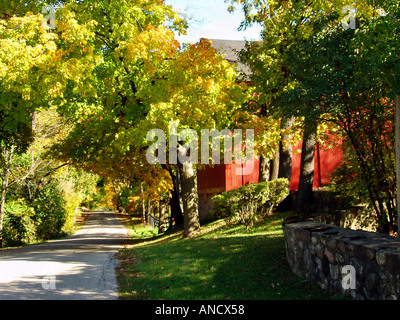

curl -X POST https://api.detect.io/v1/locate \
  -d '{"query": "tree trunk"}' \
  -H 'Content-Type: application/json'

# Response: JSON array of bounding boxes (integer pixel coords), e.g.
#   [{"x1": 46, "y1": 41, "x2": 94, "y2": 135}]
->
[
  {"x1": 0, "y1": 146, "x2": 13, "y2": 248},
  {"x1": 0, "y1": 180, "x2": 7, "y2": 248},
  {"x1": 395, "y1": 94, "x2": 400, "y2": 236},
  {"x1": 296, "y1": 118, "x2": 318, "y2": 214},
  {"x1": 147, "y1": 200, "x2": 151, "y2": 226},
  {"x1": 259, "y1": 156, "x2": 270, "y2": 182},
  {"x1": 162, "y1": 164, "x2": 183, "y2": 227},
  {"x1": 169, "y1": 184, "x2": 183, "y2": 227},
  {"x1": 178, "y1": 160, "x2": 200, "y2": 238},
  {"x1": 279, "y1": 116, "x2": 295, "y2": 182},
  {"x1": 159, "y1": 200, "x2": 166, "y2": 233},
  {"x1": 140, "y1": 182, "x2": 146, "y2": 225},
  {"x1": 270, "y1": 148, "x2": 280, "y2": 181}
]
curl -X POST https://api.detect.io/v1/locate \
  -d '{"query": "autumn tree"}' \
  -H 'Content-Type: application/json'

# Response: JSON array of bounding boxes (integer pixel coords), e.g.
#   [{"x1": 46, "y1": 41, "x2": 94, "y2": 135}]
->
[
  {"x1": 225, "y1": 0, "x2": 391, "y2": 213},
  {"x1": 226, "y1": 0, "x2": 328, "y2": 213},
  {"x1": 50, "y1": 0, "x2": 188, "y2": 230},
  {"x1": 140, "y1": 38, "x2": 248, "y2": 237},
  {"x1": 0, "y1": 5, "x2": 98, "y2": 246},
  {"x1": 285, "y1": 3, "x2": 400, "y2": 233},
  {"x1": 48, "y1": 0, "x2": 253, "y2": 237}
]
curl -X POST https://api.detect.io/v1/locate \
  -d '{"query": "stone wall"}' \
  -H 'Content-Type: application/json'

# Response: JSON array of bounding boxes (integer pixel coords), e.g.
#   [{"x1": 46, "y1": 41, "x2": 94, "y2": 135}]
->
[
  {"x1": 280, "y1": 191, "x2": 375, "y2": 231},
  {"x1": 315, "y1": 206, "x2": 376, "y2": 232},
  {"x1": 283, "y1": 220, "x2": 400, "y2": 300}
]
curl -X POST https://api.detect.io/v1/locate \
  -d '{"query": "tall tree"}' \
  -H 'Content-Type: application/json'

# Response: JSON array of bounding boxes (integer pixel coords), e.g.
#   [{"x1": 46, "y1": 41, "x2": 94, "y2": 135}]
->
[
  {"x1": 285, "y1": 3, "x2": 400, "y2": 232},
  {"x1": 227, "y1": 0, "x2": 327, "y2": 211},
  {"x1": 0, "y1": 7, "x2": 96, "y2": 246},
  {"x1": 52, "y1": 0, "x2": 187, "y2": 223},
  {"x1": 51, "y1": 2, "x2": 247, "y2": 237},
  {"x1": 140, "y1": 38, "x2": 248, "y2": 237},
  {"x1": 226, "y1": 0, "x2": 391, "y2": 213}
]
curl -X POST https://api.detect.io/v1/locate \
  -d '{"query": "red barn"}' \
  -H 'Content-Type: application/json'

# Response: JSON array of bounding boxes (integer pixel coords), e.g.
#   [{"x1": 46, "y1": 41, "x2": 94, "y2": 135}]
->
[
  {"x1": 197, "y1": 157, "x2": 260, "y2": 221},
  {"x1": 290, "y1": 139, "x2": 343, "y2": 191},
  {"x1": 196, "y1": 39, "x2": 344, "y2": 220},
  {"x1": 197, "y1": 157, "x2": 261, "y2": 202},
  {"x1": 197, "y1": 139, "x2": 343, "y2": 221}
]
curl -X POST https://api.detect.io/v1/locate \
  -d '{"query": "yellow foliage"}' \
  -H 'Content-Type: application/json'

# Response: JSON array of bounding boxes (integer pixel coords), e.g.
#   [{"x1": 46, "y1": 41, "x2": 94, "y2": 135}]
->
[
  {"x1": 0, "y1": 8, "x2": 98, "y2": 103},
  {"x1": 123, "y1": 25, "x2": 180, "y2": 77},
  {"x1": 144, "y1": 36, "x2": 248, "y2": 139}
]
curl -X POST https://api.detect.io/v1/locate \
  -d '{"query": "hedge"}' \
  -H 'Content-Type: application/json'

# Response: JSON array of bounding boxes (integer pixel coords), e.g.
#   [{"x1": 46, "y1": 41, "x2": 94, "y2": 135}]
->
[{"x1": 211, "y1": 178, "x2": 289, "y2": 229}]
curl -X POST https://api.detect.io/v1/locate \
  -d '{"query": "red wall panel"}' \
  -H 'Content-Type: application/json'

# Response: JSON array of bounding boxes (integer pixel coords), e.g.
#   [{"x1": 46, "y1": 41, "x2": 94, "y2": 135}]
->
[
  {"x1": 198, "y1": 157, "x2": 260, "y2": 193},
  {"x1": 290, "y1": 137, "x2": 343, "y2": 191},
  {"x1": 197, "y1": 138, "x2": 342, "y2": 194},
  {"x1": 197, "y1": 164, "x2": 226, "y2": 194}
]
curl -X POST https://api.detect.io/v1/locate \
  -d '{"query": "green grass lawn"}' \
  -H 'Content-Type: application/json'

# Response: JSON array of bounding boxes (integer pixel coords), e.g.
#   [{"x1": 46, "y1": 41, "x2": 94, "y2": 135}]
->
[{"x1": 116, "y1": 212, "x2": 336, "y2": 300}]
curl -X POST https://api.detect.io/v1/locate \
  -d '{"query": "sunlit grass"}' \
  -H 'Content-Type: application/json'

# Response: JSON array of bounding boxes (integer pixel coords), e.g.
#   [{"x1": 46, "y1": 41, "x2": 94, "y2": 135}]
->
[{"x1": 116, "y1": 212, "x2": 335, "y2": 300}]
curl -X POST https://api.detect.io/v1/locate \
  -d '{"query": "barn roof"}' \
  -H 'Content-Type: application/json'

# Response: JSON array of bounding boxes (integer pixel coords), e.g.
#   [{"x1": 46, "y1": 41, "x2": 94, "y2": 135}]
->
[{"x1": 206, "y1": 39, "x2": 252, "y2": 80}]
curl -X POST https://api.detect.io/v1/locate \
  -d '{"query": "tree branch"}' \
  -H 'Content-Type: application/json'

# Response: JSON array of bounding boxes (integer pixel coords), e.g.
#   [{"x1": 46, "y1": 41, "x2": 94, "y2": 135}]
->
[{"x1": 35, "y1": 162, "x2": 70, "y2": 193}]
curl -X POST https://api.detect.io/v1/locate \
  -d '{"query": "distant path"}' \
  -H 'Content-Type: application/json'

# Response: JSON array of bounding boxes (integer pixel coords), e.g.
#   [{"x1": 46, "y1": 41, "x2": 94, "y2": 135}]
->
[{"x1": 0, "y1": 211, "x2": 127, "y2": 300}]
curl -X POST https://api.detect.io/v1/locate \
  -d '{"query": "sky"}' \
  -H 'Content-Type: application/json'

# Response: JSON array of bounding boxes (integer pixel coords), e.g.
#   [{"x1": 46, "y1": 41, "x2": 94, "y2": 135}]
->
[{"x1": 164, "y1": 0, "x2": 263, "y2": 44}]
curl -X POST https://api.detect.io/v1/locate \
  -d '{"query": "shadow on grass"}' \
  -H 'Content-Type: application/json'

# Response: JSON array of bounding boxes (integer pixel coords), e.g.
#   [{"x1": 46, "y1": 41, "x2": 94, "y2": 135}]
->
[
  {"x1": 122, "y1": 228, "x2": 184, "y2": 247},
  {"x1": 117, "y1": 214, "x2": 333, "y2": 300}
]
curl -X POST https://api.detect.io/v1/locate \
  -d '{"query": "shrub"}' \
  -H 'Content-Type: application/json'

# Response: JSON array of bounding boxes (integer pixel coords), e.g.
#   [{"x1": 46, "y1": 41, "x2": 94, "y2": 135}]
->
[
  {"x1": 3, "y1": 199, "x2": 36, "y2": 247},
  {"x1": 211, "y1": 178, "x2": 289, "y2": 229},
  {"x1": 32, "y1": 182, "x2": 67, "y2": 241},
  {"x1": 60, "y1": 178, "x2": 84, "y2": 234},
  {"x1": 62, "y1": 188, "x2": 82, "y2": 233}
]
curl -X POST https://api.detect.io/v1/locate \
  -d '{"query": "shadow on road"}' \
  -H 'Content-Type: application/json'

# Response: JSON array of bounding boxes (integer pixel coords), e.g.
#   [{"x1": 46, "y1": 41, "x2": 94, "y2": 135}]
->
[{"x1": 0, "y1": 211, "x2": 127, "y2": 300}]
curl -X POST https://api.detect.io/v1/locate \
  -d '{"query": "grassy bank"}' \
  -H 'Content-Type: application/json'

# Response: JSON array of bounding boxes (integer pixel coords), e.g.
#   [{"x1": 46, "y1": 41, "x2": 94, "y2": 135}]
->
[{"x1": 116, "y1": 212, "x2": 337, "y2": 300}]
